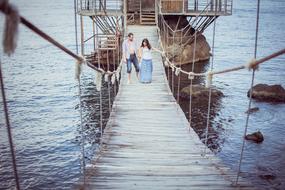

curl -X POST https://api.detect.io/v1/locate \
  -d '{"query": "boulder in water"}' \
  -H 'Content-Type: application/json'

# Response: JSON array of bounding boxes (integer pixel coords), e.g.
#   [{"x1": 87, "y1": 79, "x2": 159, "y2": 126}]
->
[
  {"x1": 180, "y1": 84, "x2": 223, "y2": 100},
  {"x1": 248, "y1": 84, "x2": 285, "y2": 103},
  {"x1": 245, "y1": 131, "x2": 264, "y2": 143},
  {"x1": 245, "y1": 107, "x2": 259, "y2": 114}
]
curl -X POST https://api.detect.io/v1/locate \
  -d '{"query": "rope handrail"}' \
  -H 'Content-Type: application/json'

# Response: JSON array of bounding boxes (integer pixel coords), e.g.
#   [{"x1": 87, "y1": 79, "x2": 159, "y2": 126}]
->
[
  {"x1": 157, "y1": 15, "x2": 285, "y2": 84},
  {"x1": 1, "y1": 1, "x2": 123, "y2": 187},
  {"x1": 163, "y1": 48, "x2": 285, "y2": 83},
  {"x1": 0, "y1": 1, "x2": 124, "y2": 77},
  {"x1": 157, "y1": 13, "x2": 285, "y2": 86},
  {"x1": 157, "y1": 2, "x2": 284, "y2": 185}
]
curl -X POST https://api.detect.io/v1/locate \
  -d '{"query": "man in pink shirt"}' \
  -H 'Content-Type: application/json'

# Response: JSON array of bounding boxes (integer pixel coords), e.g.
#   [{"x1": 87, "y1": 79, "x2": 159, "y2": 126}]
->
[{"x1": 122, "y1": 33, "x2": 140, "y2": 84}]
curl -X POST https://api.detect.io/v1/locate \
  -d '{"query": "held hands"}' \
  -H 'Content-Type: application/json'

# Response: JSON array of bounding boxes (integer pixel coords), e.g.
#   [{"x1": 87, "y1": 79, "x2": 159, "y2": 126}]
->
[
  {"x1": 123, "y1": 56, "x2": 127, "y2": 63},
  {"x1": 152, "y1": 47, "x2": 163, "y2": 54}
]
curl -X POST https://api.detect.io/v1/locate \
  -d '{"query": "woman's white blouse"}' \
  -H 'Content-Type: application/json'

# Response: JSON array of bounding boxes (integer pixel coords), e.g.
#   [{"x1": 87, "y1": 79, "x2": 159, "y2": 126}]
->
[{"x1": 142, "y1": 47, "x2": 152, "y2": 60}]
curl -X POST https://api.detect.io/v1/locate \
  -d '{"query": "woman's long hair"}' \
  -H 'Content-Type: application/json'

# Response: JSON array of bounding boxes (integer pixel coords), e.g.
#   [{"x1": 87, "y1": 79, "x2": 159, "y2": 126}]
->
[{"x1": 141, "y1": 38, "x2": 151, "y2": 50}]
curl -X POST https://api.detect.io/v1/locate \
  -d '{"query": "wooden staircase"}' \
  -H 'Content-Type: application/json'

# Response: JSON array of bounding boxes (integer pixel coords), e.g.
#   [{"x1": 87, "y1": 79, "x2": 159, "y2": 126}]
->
[{"x1": 140, "y1": 11, "x2": 156, "y2": 25}]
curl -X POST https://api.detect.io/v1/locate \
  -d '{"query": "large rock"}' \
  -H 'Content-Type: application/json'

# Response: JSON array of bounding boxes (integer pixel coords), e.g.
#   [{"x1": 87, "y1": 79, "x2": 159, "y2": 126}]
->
[
  {"x1": 162, "y1": 16, "x2": 211, "y2": 66},
  {"x1": 180, "y1": 85, "x2": 223, "y2": 100},
  {"x1": 166, "y1": 35, "x2": 211, "y2": 65},
  {"x1": 248, "y1": 84, "x2": 285, "y2": 103},
  {"x1": 245, "y1": 131, "x2": 264, "y2": 143}
]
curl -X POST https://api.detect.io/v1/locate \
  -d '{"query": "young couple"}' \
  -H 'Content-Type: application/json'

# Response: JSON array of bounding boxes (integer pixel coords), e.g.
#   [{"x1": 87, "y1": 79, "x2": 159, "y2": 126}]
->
[{"x1": 122, "y1": 33, "x2": 161, "y2": 84}]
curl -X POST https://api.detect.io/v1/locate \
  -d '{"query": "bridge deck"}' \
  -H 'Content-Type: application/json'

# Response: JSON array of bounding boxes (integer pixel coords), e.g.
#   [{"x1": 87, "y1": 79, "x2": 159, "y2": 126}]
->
[{"x1": 81, "y1": 25, "x2": 253, "y2": 190}]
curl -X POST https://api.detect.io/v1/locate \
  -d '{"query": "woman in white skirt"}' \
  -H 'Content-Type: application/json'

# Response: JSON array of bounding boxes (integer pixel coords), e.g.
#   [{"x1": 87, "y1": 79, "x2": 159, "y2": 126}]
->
[{"x1": 138, "y1": 38, "x2": 162, "y2": 83}]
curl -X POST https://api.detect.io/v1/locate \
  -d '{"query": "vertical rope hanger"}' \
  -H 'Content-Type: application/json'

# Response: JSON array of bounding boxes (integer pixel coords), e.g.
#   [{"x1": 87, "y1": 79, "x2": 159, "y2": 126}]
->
[
  {"x1": 94, "y1": 20, "x2": 103, "y2": 140},
  {"x1": 203, "y1": 4, "x2": 218, "y2": 155},
  {"x1": 176, "y1": 17, "x2": 183, "y2": 105},
  {"x1": 113, "y1": 0, "x2": 118, "y2": 98},
  {"x1": 164, "y1": 20, "x2": 170, "y2": 89},
  {"x1": 171, "y1": 30, "x2": 175, "y2": 94},
  {"x1": 0, "y1": 59, "x2": 21, "y2": 190},
  {"x1": 107, "y1": 50, "x2": 111, "y2": 113},
  {"x1": 188, "y1": 16, "x2": 198, "y2": 131},
  {"x1": 113, "y1": 49, "x2": 116, "y2": 98},
  {"x1": 74, "y1": 0, "x2": 86, "y2": 183},
  {"x1": 176, "y1": 29, "x2": 183, "y2": 105},
  {"x1": 163, "y1": 23, "x2": 171, "y2": 85},
  {"x1": 97, "y1": 50, "x2": 103, "y2": 139},
  {"x1": 236, "y1": 0, "x2": 261, "y2": 185},
  {"x1": 0, "y1": 1, "x2": 21, "y2": 189}
]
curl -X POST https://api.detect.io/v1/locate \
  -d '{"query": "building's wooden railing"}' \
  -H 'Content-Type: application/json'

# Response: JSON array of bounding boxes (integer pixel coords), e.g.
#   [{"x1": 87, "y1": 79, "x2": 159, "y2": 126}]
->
[
  {"x1": 78, "y1": 0, "x2": 232, "y2": 16},
  {"x1": 77, "y1": 0, "x2": 122, "y2": 12},
  {"x1": 159, "y1": 0, "x2": 232, "y2": 15}
]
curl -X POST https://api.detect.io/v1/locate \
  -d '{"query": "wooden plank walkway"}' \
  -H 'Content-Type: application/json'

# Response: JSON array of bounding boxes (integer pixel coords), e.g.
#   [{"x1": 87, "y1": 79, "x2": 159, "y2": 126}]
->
[{"x1": 80, "y1": 26, "x2": 254, "y2": 190}]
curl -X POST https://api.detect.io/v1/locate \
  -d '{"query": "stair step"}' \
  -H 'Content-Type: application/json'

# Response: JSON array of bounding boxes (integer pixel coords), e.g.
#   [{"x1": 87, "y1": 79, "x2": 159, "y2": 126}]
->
[
  {"x1": 141, "y1": 18, "x2": 155, "y2": 21},
  {"x1": 141, "y1": 11, "x2": 155, "y2": 13},
  {"x1": 141, "y1": 15, "x2": 155, "y2": 18},
  {"x1": 141, "y1": 12, "x2": 155, "y2": 15},
  {"x1": 141, "y1": 20, "x2": 155, "y2": 23},
  {"x1": 141, "y1": 22, "x2": 155, "y2": 25}
]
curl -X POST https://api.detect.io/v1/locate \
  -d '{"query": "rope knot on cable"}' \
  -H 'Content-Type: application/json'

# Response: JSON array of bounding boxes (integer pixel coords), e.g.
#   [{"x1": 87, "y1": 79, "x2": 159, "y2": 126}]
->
[
  {"x1": 188, "y1": 72, "x2": 195, "y2": 80},
  {"x1": 0, "y1": 0, "x2": 20, "y2": 56},
  {"x1": 206, "y1": 71, "x2": 213, "y2": 88},
  {"x1": 245, "y1": 58, "x2": 258, "y2": 71},
  {"x1": 75, "y1": 55, "x2": 85, "y2": 80},
  {"x1": 175, "y1": 67, "x2": 181, "y2": 76}
]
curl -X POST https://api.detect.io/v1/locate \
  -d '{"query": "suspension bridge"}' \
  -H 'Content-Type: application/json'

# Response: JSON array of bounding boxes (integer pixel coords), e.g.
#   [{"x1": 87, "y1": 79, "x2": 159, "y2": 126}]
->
[
  {"x1": 0, "y1": 0, "x2": 285, "y2": 189},
  {"x1": 77, "y1": 25, "x2": 254, "y2": 189}
]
